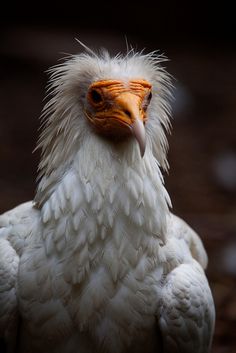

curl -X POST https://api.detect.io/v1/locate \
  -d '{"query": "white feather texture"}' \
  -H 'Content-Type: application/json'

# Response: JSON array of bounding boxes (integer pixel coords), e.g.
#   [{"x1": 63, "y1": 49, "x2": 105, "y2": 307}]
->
[
  {"x1": 0, "y1": 48, "x2": 215, "y2": 353},
  {"x1": 35, "y1": 50, "x2": 172, "y2": 206}
]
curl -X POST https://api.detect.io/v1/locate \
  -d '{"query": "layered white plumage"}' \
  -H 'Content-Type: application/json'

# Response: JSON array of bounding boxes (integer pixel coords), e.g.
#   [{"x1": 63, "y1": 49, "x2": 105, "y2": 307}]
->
[{"x1": 0, "y1": 48, "x2": 215, "y2": 353}]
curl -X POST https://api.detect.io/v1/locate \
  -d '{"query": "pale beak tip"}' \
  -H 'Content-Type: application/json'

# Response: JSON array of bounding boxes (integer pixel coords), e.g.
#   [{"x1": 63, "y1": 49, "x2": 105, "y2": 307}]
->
[
  {"x1": 131, "y1": 119, "x2": 146, "y2": 158},
  {"x1": 140, "y1": 144, "x2": 146, "y2": 158}
]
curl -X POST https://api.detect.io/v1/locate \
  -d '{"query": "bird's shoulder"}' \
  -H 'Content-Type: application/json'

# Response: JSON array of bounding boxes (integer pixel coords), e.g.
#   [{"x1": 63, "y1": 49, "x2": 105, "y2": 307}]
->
[
  {"x1": 166, "y1": 212, "x2": 208, "y2": 269},
  {"x1": 157, "y1": 259, "x2": 215, "y2": 353},
  {"x1": 0, "y1": 202, "x2": 37, "y2": 349},
  {"x1": 0, "y1": 201, "x2": 42, "y2": 349},
  {"x1": 0, "y1": 201, "x2": 39, "y2": 255},
  {"x1": 154, "y1": 215, "x2": 215, "y2": 352}
]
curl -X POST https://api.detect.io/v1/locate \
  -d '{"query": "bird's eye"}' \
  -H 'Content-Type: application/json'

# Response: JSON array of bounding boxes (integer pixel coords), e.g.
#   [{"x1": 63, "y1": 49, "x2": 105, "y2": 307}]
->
[
  {"x1": 143, "y1": 91, "x2": 152, "y2": 111},
  {"x1": 89, "y1": 89, "x2": 103, "y2": 105},
  {"x1": 147, "y1": 91, "x2": 152, "y2": 102}
]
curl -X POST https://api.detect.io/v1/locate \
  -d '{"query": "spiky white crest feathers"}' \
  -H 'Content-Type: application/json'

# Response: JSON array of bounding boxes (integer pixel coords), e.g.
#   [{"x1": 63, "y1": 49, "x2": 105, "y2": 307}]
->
[{"x1": 35, "y1": 49, "x2": 173, "y2": 207}]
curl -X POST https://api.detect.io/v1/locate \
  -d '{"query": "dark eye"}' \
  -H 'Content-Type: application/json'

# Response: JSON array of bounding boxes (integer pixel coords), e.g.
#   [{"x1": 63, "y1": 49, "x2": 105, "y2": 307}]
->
[
  {"x1": 90, "y1": 89, "x2": 103, "y2": 104},
  {"x1": 143, "y1": 91, "x2": 152, "y2": 111},
  {"x1": 147, "y1": 91, "x2": 152, "y2": 102}
]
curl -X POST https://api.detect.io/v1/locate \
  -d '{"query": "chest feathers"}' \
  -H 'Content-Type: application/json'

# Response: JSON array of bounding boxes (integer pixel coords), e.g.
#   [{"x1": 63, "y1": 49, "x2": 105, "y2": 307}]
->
[
  {"x1": 33, "y1": 137, "x2": 171, "y2": 350},
  {"x1": 39, "y1": 137, "x2": 170, "y2": 272}
]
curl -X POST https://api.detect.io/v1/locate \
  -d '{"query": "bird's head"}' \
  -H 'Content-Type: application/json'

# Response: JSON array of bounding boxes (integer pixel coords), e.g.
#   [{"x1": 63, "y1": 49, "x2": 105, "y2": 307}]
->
[
  {"x1": 36, "y1": 46, "x2": 172, "y2": 203},
  {"x1": 84, "y1": 78, "x2": 152, "y2": 157}
]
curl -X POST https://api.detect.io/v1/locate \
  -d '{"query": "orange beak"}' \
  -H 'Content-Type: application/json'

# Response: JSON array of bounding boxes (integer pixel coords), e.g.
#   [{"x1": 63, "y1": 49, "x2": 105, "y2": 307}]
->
[
  {"x1": 86, "y1": 79, "x2": 152, "y2": 157},
  {"x1": 111, "y1": 92, "x2": 147, "y2": 157}
]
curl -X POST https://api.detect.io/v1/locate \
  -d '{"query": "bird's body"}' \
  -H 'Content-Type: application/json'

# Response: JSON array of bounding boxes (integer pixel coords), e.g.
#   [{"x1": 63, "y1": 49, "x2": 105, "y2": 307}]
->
[{"x1": 0, "y1": 48, "x2": 215, "y2": 353}]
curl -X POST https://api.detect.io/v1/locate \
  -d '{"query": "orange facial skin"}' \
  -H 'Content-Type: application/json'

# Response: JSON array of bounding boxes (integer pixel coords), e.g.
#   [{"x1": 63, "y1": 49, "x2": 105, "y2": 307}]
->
[{"x1": 85, "y1": 79, "x2": 152, "y2": 138}]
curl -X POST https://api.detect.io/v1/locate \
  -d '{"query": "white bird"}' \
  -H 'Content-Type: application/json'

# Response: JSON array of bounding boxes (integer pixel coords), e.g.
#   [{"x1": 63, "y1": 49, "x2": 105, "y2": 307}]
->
[{"x1": 0, "y1": 46, "x2": 215, "y2": 353}]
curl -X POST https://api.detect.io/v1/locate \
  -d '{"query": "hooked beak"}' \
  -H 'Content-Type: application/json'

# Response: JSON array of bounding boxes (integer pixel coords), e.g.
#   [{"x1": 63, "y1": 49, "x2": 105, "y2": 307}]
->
[
  {"x1": 130, "y1": 118, "x2": 146, "y2": 157},
  {"x1": 113, "y1": 91, "x2": 147, "y2": 157}
]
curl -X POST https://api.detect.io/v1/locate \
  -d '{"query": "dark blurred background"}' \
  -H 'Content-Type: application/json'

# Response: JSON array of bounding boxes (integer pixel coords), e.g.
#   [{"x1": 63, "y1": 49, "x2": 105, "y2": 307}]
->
[{"x1": 1, "y1": 1, "x2": 236, "y2": 352}]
